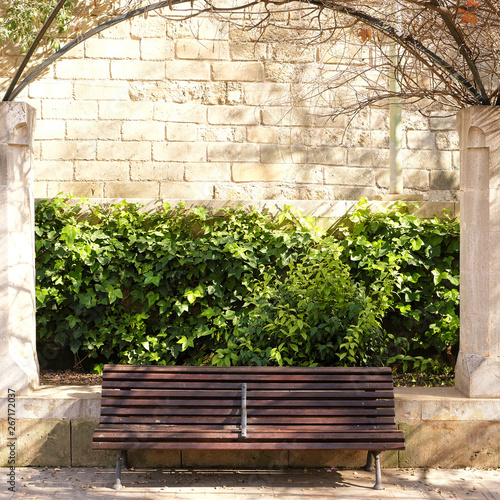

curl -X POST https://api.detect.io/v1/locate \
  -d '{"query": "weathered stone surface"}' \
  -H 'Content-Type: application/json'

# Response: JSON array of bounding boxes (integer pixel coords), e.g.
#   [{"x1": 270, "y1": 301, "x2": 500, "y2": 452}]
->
[
  {"x1": 0, "y1": 420, "x2": 70, "y2": 467},
  {"x1": 399, "y1": 421, "x2": 500, "y2": 468},
  {"x1": 182, "y1": 450, "x2": 287, "y2": 468},
  {"x1": 71, "y1": 420, "x2": 115, "y2": 467},
  {"x1": 127, "y1": 450, "x2": 182, "y2": 468},
  {"x1": 288, "y1": 450, "x2": 398, "y2": 468},
  {"x1": 47, "y1": 181, "x2": 103, "y2": 198},
  {"x1": 10, "y1": 17, "x2": 463, "y2": 202}
]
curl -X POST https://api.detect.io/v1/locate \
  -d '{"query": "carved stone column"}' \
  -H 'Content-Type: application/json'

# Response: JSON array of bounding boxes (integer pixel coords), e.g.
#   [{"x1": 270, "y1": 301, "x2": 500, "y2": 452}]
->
[
  {"x1": 0, "y1": 102, "x2": 38, "y2": 394},
  {"x1": 456, "y1": 106, "x2": 500, "y2": 398}
]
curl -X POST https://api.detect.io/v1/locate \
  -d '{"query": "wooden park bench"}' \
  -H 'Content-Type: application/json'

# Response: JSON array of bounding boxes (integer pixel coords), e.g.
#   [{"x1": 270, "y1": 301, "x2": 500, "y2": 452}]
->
[{"x1": 93, "y1": 364, "x2": 405, "y2": 490}]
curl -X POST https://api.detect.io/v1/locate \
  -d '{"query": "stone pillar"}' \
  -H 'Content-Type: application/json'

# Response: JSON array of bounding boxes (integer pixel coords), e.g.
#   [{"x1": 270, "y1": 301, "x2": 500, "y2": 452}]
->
[
  {"x1": 0, "y1": 102, "x2": 38, "y2": 394},
  {"x1": 456, "y1": 106, "x2": 500, "y2": 398}
]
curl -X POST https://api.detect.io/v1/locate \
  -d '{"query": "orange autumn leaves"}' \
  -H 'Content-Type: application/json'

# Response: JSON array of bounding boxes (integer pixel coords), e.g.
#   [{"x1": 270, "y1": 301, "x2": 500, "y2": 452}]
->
[{"x1": 460, "y1": 0, "x2": 480, "y2": 25}]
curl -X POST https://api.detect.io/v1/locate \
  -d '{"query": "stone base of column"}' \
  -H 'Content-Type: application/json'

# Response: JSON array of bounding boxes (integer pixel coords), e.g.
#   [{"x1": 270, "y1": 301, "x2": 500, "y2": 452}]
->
[{"x1": 455, "y1": 352, "x2": 500, "y2": 398}]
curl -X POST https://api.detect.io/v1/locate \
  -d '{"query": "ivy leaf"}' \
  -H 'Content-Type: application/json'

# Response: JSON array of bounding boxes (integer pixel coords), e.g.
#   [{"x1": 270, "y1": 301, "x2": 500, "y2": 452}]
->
[
  {"x1": 60, "y1": 225, "x2": 79, "y2": 246},
  {"x1": 144, "y1": 271, "x2": 161, "y2": 286}
]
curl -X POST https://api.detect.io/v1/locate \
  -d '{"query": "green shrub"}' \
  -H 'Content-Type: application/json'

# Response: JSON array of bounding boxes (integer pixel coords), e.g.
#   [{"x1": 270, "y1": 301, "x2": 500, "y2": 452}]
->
[
  {"x1": 36, "y1": 199, "x2": 326, "y2": 369},
  {"x1": 333, "y1": 200, "x2": 460, "y2": 374},
  {"x1": 217, "y1": 241, "x2": 391, "y2": 367},
  {"x1": 35, "y1": 197, "x2": 459, "y2": 375}
]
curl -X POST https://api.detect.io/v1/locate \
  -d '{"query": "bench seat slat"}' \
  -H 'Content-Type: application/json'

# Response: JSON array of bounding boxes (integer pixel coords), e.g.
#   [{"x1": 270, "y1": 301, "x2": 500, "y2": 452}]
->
[
  {"x1": 100, "y1": 408, "x2": 396, "y2": 418},
  {"x1": 103, "y1": 366, "x2": 392, "y2": 375},
  {"x1": 100, "y1": 398, "x2": 241, "y2": 407},
  {"x1": 93, "y1": 441, "x2": 404, "y2": 451},
  {"x1": 96, "y1": 423, "x2": 399, "y2": 432},
  {"x1": 95, "y1": 426, "x2": 401, "y2": 433},
  {"x1": 93, "y1": 431, "x2": 404, "y2": 441},
  {"x1": 103, "y1": 384, "x2": 394, "y2": 401},
  {"x1": 103, "y1": 373, "x2": 393, "y2": 383},
  {"x1": 101, "y1": 395, "x2": 395, "y2": 409},
  {"x1": 102, "y1": 381, "x2": 395, "y2": 392},
  {"x1": 99, "y1": 416, "x2": 397, "y2": 425},
  {"x1": 101, "y1": 390, "x2": 395, "y2": 405}
]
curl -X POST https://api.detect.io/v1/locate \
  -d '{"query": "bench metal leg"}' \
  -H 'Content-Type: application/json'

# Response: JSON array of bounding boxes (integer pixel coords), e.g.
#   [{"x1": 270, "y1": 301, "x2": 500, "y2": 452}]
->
[
  {"x1": 363, "y1": 451, "x2": 383, "y2": 489},
  {"x1": 122, "y1": 449, "x2": 129, "y2": 470},
  {"x1": 373, "y1": 451, "x2": 383, "y2": 490},
  {"x1": 364, "y1": 451, "x2": 375, "y2": 472},
  {"x1": 113, "y1": 451, "x2": 126, "y2": 490}
]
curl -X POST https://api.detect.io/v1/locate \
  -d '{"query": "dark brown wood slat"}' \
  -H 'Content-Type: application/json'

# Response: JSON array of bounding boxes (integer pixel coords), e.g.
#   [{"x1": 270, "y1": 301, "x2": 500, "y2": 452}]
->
[
  {"x1": 102, "y1": 378, "x2": 392, "y2": 386},
  {"x1": 101, "y1": 390, "x2": 396, "y2": 404},
  {"x1": 100, "y1": 415, "x2": 396, "y2": 425},
  {"x1": 94, "y1": 426, "x2": 403, "y2": 434},
  {"x1": 246, "y1": 408, "x2": 395, "y2": 417},
  {"x1": 93, "y1": 441, "x2": 404, "y2": 451},
  {"x1": 100, "y1": 408, "x2": 394, "y2": 418},
  {"x1": 101, "y1": 389, "x2": 243, "y2": 399},
  {"x1": 247, "y1": 416, "x2": 396, "y2": 425},
  {"x1": 93, "y1": 431, "x2": 404, "y2": 442},
  {"x1": 96, "y1": 424, "x2": 398, "y2": 434},
  {"x1": 102, "y1": 373, "x2": 393, "y2": 384},
  {"x1": 101, "y1": 389, "x2": 396, "y2": 404},
  {"x1": 103, "y1": 369, "x2": 392, "y2": 383},
  {"x1": 100, "y1": 399, "x2": 395, "y2": 410},
  {"x1": 247, "y1": 390, "x2": 395, "y2": 400},
  {"x1": 100, "y1": 416, "x2": 242, "y2": 425},
  {"x1": 97, "y1": 424, "x2": 241, "y2": 432},
  {"x1": 247, "y1": 399, "x2": 395, "y2": 407},
  {"x1": 103, "y1": 364, "x2": 392, "y2": 375},
  {"x1": 100, "y1": 398, "x2": 241, "y2": 407},
  {"x1": 93, "y1": 431, "x2": 239, "y2": 439},
  {"x1": 102, "y1": 380, "x2": 394, "y2": 391},
  {"x1": 102, "y1": 381, "x2": 244, "y2": 390},
  {"x1": 101, "y1": 408, "x2": 241, "y2": 416}
]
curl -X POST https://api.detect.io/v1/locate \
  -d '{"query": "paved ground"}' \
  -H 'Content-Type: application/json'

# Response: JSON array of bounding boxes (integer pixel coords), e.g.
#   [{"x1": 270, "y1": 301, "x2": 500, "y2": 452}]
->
[{"x1": 2, "y1": 467, "x2": 499, "y2": 499}]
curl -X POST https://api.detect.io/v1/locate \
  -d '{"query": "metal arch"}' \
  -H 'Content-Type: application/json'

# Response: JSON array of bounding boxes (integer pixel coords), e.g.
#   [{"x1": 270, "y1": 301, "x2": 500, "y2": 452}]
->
[
  {"x1": 3, "y1": 0, "x2": 192, "y2": 102},
  {"x1": 3, "y1": 0, "x2": 487, "y2": 105}
]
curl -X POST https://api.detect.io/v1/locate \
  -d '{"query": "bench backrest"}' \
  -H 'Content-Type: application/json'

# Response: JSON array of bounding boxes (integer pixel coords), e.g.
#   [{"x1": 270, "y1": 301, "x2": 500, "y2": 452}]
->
[{"x1": 99, "y1": 365, "x2": 400, "y2": 437}]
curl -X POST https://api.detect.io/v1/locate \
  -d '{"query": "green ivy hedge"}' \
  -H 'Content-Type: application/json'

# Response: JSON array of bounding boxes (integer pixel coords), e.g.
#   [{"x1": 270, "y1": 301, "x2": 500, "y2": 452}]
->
[{"x1": 35, "y1": 198, "x2": 459, "y2": 375}]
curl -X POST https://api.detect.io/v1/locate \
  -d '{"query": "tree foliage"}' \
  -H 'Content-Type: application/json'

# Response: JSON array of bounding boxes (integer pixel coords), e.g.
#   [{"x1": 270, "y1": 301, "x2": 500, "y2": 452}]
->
[{"x1": 0, "y1": 0, "x2": 73, "y2": 53}]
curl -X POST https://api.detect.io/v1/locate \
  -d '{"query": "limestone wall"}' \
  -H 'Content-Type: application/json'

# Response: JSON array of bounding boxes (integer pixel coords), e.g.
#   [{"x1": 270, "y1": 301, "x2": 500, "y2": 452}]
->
[{"x1": 0, "y1": 8, "x2": 460, "y2": 201}]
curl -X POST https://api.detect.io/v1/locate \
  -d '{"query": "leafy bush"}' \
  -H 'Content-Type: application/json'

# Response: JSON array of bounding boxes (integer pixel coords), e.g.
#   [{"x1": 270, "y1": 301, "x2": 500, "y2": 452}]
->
[
  {"x1": 35, "y1": 198, "x2": 459, "y2": 375},
  {"x1": 36, "y1": 199, "x2": 329, "y2": 369},
  {"x1": 333, "y1": 200, "x2": 460, "y2": 374},
  {"x1": 220, "y1": 242, "x2": 390, "y2": 367}
]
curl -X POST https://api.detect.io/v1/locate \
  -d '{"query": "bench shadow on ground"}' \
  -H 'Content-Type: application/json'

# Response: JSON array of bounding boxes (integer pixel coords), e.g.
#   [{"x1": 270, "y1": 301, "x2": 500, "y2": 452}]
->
[{"x1": 93, "y1": 467, "x2": 373, "y2": 491}]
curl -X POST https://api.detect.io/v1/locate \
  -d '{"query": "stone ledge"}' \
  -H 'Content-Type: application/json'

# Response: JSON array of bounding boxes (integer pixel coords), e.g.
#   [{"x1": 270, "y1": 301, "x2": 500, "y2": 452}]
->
[
  {"x1": 35, "y1": 198, "x2": 460, "y2": 221},
  {"x1": 396, "y1": 387, "x2": 500, "y2": 422}
]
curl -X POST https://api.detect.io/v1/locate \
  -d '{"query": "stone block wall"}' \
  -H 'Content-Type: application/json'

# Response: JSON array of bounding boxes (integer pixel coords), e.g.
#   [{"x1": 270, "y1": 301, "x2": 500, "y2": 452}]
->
[{"x1": 0, "y1": 8, "x2": 460, "y2": 201}]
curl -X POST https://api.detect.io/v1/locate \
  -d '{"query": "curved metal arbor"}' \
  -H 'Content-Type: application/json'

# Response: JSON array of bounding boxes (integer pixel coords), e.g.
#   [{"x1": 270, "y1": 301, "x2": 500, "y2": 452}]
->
[{"x1": 3, "y1": 0, "x2": 498, "y2": 106}]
